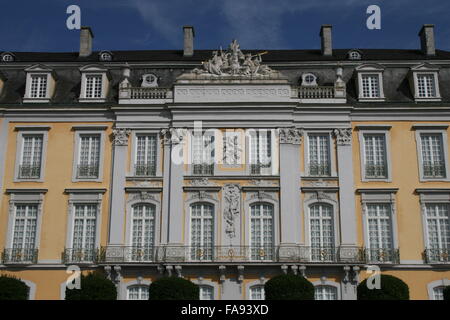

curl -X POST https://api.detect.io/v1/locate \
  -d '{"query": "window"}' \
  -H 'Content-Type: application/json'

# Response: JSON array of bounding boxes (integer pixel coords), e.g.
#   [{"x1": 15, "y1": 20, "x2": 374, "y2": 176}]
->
[
  {"x1": 417, "y1": 74, "x2": 436, "y2": 98},
  {"x1": 190, "y1": 203, "x2": 214, "y2": 260},
  {"x1": 348, "y1": 50, "x2": 361, "y2": 60},
  {"x1": 135, "y1": 134, "x2": 157, "y2": 176},
  {"x1": 10, "y1": 204, "x2": 38, "y2": 263},
  {"x1": 77, "y1": 134, "x2": 101, "y2": 178},
  {"x1": 301, "y1": 73, "x2": 317, "y2": 86},
  {"x1": 19, "y1": 134, "x2": 43, "y2": 179},
  {"x1": 315, "y1": 285, "x2": 338, "y2": 300},
  {"x1": 308, "y1": 134, "x2": 330, "y2": 176},
  {"x1": 141, "y1": 73, "x2": 158, "y2": 87},
  {"x1": 29, "y1": 75, "x2": 47, "y2": 98},
  {"x1": 85, "y1": 75, "x2": 103, "y2": 98},
  {"x1": 99, "y1": 52, "x2": 112, "y2": 62},
  {"x1": 309, "y1": 204, "x2": 335, "y2": 261},
  {"x1": 250, "y1": 203, "x2": 274, "y2": 260},
  {"x1": 192, "y1": 133, "x2": 214, "y2": 175},
  {"x1": 1, "y1": 53, "x2": 14, "y2": 62},
  {"x1": 361, "y1": 74, "x2": 380, "y2": 98},
  {"x1": 250, "y1": 130, "x2": 271, "y2": 175},
  {"x1": 363, "y1": 134, "x2": 387, "y2": 178},
  {"x1": 420, "y1": 133, "x2": 446, "y2": 178},
  {"x1": 425, "y1": 204, "x2": 449, "y2": 262},
  {"x1": 199, "y1": 285, "x2": 214, "y2": 300},
  {"x1": 249, "y1": 285, "x2": 265, "y2": 300},
  {"x1": 127, "y1": 285, "x2": 149, "y2": 300},
  {"x1": 130, "y1": 204, "x2": 156, "y2": 261},
  {"x1": 71, "y1": 204, "x2": 98, "y2": 262},
  {"x1": 365, "y1": 203, "x2": 395, "y2": 263},
  {"x1": 432, "y1": 286, "x2": 445, "y2": 300}
]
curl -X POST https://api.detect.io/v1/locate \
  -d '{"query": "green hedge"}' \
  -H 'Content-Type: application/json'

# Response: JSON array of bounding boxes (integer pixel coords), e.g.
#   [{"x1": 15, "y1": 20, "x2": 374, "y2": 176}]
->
[
  {"x1": 0, "y1": 275, "x2": 29, "y2": 300},
  {"x1": 443, "y1": 286, "x2": 450, "y2": 301},
  {"x1": 264, "y1": 274, "x2": 314, "y2": 300},
  {"x1": 65, "y1": 272, "x2": 117, "y2": 300},
  {"x1": 357, "y1": 274, "x2": 409, "y2": 300},
  {"x1": 148, "y1": 277, "x2": 199, "y2": 300}
]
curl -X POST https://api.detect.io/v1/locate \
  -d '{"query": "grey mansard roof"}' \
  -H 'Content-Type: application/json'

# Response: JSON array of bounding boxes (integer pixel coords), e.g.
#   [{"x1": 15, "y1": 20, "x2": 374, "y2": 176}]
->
[{"x1": 1, "y1": 48, "x2": 450, "y2": 105}]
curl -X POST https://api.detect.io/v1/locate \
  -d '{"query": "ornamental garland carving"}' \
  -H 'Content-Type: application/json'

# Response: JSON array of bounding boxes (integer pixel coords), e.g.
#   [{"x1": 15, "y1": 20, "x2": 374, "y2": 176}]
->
[
  {"x1": 223, "y1": 184, "x2": 241, "y2": 239},
  {"x1": 278, "y1": 127, "x2": 303, "y2": 144},
  {"x1": 160, "y1": 128, "x2": 187, "y2": 145},
  {"x1": 112, "y1": 128, "x2": 131, "y2": 146},
  {"x1": 333, "y1": 128, "x2": 352, "y2": 146}
]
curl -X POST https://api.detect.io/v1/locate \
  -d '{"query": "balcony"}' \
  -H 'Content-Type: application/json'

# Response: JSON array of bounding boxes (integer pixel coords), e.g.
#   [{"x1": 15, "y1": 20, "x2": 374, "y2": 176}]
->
[
  {"x1": 2, "y1": 248, "x2": 38, "y2": 264},
  {"x1": 192, "y1": 163, "x2": 214, "y2": 176},
  {"x1": 18, "y1": 164, "x2": 41, "y2": 179},
  {"x1": 424, "y1": 248, "x2": 450, "y2": 264},
  {"x1": 98, "y1": 245, "x2": 365, "y2": 264},
  {"x1": 364, "y1": 248, "x2": 400, "y2": 264},
  {"x1": 63, "y1": 248, "x2": 99, "y2": 264},
  {"x1": 76, "y1": 164, "x2": 99, "y2": 179},
  {"x1": 134, "y1": 164, "x2": 156, "y2": 176},
  {"x1": 365, "y1": 164, "x2": 387, "y2": 178},
  {"x1": 119, "y1": 87, "x2": 172, "y2": 104},
  {"x1": 297, "y1": 86, "x2": 335, "y2": 99},
  {"x1": 423, "y1": 163, "x2": 446, "y2": 178}
]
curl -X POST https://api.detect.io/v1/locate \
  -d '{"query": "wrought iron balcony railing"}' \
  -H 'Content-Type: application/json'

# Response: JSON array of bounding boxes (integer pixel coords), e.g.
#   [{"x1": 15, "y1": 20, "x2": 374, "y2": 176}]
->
[
  {"x1": 364, "y1": 248, "x2": 400, "y2": 264},
  {"x1": 76, "y1": 164, "x2": 99, "y2": 178},
  {"x1": 2, "y1": 248, "x2": 38, "y2": 264},
  {"x1": 18, "y1": 164, "x2": 41, "y2": 179},
  {"x1": 134, "y1": 164, "x2": 156, "y2": 176},
  {"x1": 423, "y1": 163, "x2": 446, "y2": 178},
  {"x1": 63, "y1": 248, "x2": 99, "y2": 264},
  {"x1": 365, "y1": 164, "x2": 387, "y2": 178},
  {"x1": 192, "y1": 163, "x2": 214, "y2": 176},
  {"x1": 424, "y1": 248, "x2": 450, "y2": 263},
  {"x1": 250, "y1": 163, "x2": 271, "y2": 175},
  {"x1": 308, "y1": 162, "x2": 331, "y2": 176},
  {"x1": 98, "y1": 245, "x2": 366, "y2": 264}
]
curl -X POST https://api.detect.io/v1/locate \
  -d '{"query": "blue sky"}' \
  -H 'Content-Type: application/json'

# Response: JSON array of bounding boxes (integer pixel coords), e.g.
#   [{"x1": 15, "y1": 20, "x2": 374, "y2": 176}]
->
[{"x1": 0, "y1": 0, "x2": 449, "y2": 52}]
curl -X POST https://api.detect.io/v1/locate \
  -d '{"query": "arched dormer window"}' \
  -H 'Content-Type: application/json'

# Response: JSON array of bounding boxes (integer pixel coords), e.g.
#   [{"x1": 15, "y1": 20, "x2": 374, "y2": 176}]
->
[
  {"x1": 301, "y1": 73, "x2": 318, "y2": 86},
  {"x1": 348, "y1": 50, "x2": 362, "y2": 60},
  {"x1": 1, "y1": 52, "x2": 15, "y2": 62},
  {"x1": 99, "y1": 51, "x2": 113, "y2": 62}
]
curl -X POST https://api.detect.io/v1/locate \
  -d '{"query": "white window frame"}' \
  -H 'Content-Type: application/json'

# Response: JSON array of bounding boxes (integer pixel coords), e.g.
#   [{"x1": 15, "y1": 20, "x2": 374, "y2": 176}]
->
[
  {"x1": 127, "y1": 285, "x2": 150, "y2": 300},
  {"x1": 130, "y1": 131, "x2": 161, "y2": 177},
  {"x1": 14, "y1": 127, "x2": 50, "y2": 182},
  {"x1": 312, "y1": 280, "x2": 341, "y2": 300},
  {"x1": 246, "y1": 278, "x2": 267, "y2": 300},
  {"x1": 246, "y1": 129, "x2": 278, "y2": 176},
  {"x1": 357, "y1": 126, "x2": 392, "y2": 182},
  {"x1": 121, "y1": 278, "x2": 151, "y2": 300},
  {"x1": 249, "y1": 202, "x2": 275, "y2": 261},
  {"x1": 410, "y1": 64, "x2": 441, "y2": 102},
  {"x1": 355, "y1": 64, "x2": 385, "y2": 102},
  {"x1": 79, "y1": 65, "x2": 110, "y2": 102},
  {"x1": 72, "y1": 127, "x2": 107, "y2": 182},
  {"x1": 190, "y1": 129, "x2": 216, "y2": 176},
  {"x1": 414, "y1": 126, "x2": 450, "y2": 182},
  {"x1": 189, "y1": 202, "x2": 215, "y2": 260},
  {"x1": 303, "y1": 130, "x2": 336, "y2": 177},
  {"x1": 427, "y1": 279, "x2": 450, "y2": 300},
  {"x1": 23, "y1": 65, "x2": 56, "y2": 103},
  {"x1": 192, "y1": 278, "x2": 219, "y2": 301}
]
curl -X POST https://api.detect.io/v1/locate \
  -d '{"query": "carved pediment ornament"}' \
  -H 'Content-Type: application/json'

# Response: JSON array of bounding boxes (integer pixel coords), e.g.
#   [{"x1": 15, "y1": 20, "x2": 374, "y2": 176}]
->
[
  {"x1": 278, "y1": 127, "x2": 303, "y2": 145},
  {"x1": 333, "y1": 128, "x2": 352, "y2": 146}
]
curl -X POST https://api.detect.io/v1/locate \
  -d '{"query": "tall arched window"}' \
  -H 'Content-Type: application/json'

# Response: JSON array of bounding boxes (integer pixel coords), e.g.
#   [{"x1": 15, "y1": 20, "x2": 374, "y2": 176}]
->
[
  {"x1": 314, "y1": 285, "x2": 338, "y2": 300},
  {"x1": 127, "y1": 285, "x2": 149, "y2": 300},
  {"x1": 131, "y1": 203, "x2": 156, "y2": 261},
  {"x1": 250, "y1": 203, "x2": 274, "y2": 260},
  {"x1": 309, "y1": 203, "x2": 335, "y2": 261},
  {"x1": 190, "y1": 203, "x2": 214, "y2": 260}
]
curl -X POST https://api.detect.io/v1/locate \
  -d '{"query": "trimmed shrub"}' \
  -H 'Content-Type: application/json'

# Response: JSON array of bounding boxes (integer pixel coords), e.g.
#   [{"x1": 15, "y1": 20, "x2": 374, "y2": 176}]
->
[
  {"x1": 0, "y1": 274, "x2": 29, "y2": 300},
  {"x1": 65, "y1": 271, "x2": 117, "y2": 300},
  {"x1": 443, "y1": 286, "x2": 450, "y2": 301},
  {"x1": 264, "y1": 274, "x2": 314, "y2": 300},
  {"x1": 357, "y1": 274, "x2": 409, "y2": 300},
  {"x1": 149, "y1": 277, "x2": 199, "y2": 300}
]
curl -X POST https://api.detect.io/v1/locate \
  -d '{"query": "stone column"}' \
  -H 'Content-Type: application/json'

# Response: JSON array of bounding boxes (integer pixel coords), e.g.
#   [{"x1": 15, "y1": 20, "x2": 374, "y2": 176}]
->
[
  {"x1": 161, "y1": 128, "x2": 187, "y2": 261},
  {"x1": 333, "y1": 128, "x2": 358, "y2": 260},
  {"x1": 278, "y1": 128, "x2": 303, "y2": 260},
  {"x1": 108, "y1": 128, "x2": 131, "y2": 245}
]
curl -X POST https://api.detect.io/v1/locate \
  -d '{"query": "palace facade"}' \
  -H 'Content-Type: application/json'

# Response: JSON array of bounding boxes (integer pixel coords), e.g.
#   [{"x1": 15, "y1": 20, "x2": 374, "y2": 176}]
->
[{"x1": 0, "y1": 25, "x2": 449, "y2": 300}]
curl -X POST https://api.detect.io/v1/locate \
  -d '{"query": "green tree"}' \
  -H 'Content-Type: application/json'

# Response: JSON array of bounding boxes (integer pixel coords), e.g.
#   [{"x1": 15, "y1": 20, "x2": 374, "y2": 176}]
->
[
  {"x1": 357, "y1": 274, "x2": 409, "y2": 300},
  {"x1": 264, "y1": 274, "x2": 314, "y2": 300},
  {"x1": 0, "y1": 274, "x2": 29, "y2": 300},
  {"x1": 65, "y1": 271, "x2": 117, "y2": 300},
  {"x1": 148, "y1": 277, "x2": 199, "y2": 300}
]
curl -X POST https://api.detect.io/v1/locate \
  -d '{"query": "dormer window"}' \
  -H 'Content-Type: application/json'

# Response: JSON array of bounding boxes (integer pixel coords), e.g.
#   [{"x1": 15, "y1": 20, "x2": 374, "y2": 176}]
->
[
  {"x1": 23, "y1": 65, "x2": 56, "y2": 103},
  {"x1": 348, "y1": 50, "x2": 361, "y2": 60},
  {"x1": 99, "y1": 51, "x2": 113, "y2": 62},
  {"x1": 355, "y1": 64, "x2": 385, "y2": 101},
  {"x1": 301, "y1": 73, "x2": 317, "y2": 86},
  {"x1": 79, "y1": 65, "x2": 110, "y2": 102},
  {"x1": 409, "y1": 64, "x2": 441, "y2": 101},
  {"x1": 1, "y1": 52, "x2": 15, "y2": 62},
  {"x1": 141, "y1": 73, "x2": 158, "y2": 87}
]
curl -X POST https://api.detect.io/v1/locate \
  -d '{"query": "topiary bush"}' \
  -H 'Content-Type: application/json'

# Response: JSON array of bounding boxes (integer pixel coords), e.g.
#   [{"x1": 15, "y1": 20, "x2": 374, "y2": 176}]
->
[
  {"x1": 0, "y1": 274, "x2": 29, "y2": 300},
  {"x1": 65, "y1": 271, "x2": 117, "y2": 300},
  {"x1": 443, "y1": 286, "x2": 450, "y2": 301},
  {"x1": 264, "y1": 274, "x2": 314, "y2": 300},
  {"x1": 148, "y1": 277, "x2": 199, "y2": 300},
  {"x1": 357, "y1": 274, "x2": 409, "y2": 300}
]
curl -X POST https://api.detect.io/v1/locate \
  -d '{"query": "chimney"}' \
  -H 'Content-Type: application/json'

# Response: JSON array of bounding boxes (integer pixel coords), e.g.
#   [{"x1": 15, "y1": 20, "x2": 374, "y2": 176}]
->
[
  {"x1": 183, "y1": 26, "x2": 195, "y2": 57},
  {"x1": 419, "y1": 24, "x2": 436, "y2": 56},
  {"x1": 320, "y1": 25, "x2": 333, "y2": 56},
  {"x1": 79, "y1": 26, "x2": 94, "y2": 57}
]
